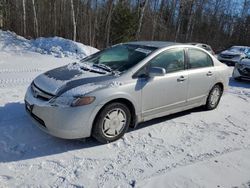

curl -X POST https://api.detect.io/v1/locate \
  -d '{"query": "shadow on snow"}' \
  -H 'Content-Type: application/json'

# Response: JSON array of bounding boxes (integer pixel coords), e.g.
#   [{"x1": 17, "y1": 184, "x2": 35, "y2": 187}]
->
[
  {"x1": 0, "y1": 102, "x2": 100, "y2": 163},
  {"x1": 0, "y1": 102, "x2": 203, "y2": 163},
  {"x1": 229, "y1": 77, "x2": 250, "y2": 89}
]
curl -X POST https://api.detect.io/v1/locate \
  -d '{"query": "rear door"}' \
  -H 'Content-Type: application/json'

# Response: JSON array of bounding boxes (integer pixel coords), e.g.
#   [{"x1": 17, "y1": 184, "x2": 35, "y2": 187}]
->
[{"x1": 186, "y1": 48, "x2": 216, "y2": 105}]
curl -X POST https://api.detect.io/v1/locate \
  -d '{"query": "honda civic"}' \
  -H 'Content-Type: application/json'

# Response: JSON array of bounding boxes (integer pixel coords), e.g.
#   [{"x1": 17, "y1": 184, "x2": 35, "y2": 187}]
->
[{"x1": 25, "y1": 41, "x2": 229, "y2": 143}]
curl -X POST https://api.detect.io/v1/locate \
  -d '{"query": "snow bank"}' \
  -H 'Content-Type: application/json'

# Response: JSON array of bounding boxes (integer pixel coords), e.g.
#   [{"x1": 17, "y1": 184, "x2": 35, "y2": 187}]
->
[
  {"x1": 0, "y1": 30, "x2": 99, "y2": 59},
  {"x1": 0, "y1": 30, "x2": 30, "y2": 52},
  {"x1": 31, "y1": 37, "x2": 98, "y2": 58}
]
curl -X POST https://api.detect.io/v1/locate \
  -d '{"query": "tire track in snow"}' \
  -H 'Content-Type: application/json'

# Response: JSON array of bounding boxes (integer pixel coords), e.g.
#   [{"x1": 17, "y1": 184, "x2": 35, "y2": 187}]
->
[
  {"x1": 0, "y1": 67, "x2": 44, "y2": 88},
  {"x1": 90, "y1": 115, "x2": 250, "y2": 187},
  {"x1": 0, "y1": 78, "x2": 34, "y2": 88},
  {"x1": 0, "y1": 68, "x2": 43, "y2": 73},
  {"x1": 227, "y1": 87, "x2": 250, "y2": 101},
  {"x1": 0, "y1": 175, "x2": 13, "y2": 187}
]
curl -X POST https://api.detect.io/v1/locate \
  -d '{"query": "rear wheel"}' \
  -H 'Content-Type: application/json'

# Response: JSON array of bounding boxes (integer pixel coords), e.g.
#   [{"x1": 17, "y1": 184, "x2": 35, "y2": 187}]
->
[
  {"x1": 92, "y1": 102, "x2": 131, "y2": 143},
  {"x1": 205, "y1": 85, "x2": 222, "y2": 110}
]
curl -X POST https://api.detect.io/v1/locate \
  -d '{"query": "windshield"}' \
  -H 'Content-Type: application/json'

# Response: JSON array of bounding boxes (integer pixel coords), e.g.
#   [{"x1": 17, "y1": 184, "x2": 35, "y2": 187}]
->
[
  {"x1": 80, "y1": 44, "x2": 157, "y2": 73},
  {"x1": 245, "y1": 48, "x2": 250, "y2": 55},
  {"x1": 229, "y1": 46, "x2": 247, "y2": 53}
]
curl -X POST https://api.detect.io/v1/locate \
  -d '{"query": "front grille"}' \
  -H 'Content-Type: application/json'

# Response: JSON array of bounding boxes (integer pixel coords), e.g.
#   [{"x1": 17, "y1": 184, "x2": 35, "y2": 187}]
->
[
  {"x1": 220, "y1": 54, "x2": 236, "y2": 59},
  {"x1": 31, "y1": 113, "x2": 46, "y2": 128},
  {"x1": 245, "y1": 68, "x2": 250, "y2": 73},
  {"x1": 239, "y1": 68, "x2": 250, "y2": 77},
  {"x1": 25, "y1": 101, "x2": 46, "y2": 128},
  {"x1": 31, "y1": 83, "x2": 54, "y2": 101}
]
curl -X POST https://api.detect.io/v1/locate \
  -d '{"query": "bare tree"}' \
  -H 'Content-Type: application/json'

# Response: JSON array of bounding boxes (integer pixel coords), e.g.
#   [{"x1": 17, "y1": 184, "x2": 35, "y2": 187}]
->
[
  {"x1": 175, "y1": 0, "x2": 184, "y2": 41},
  {"x1": 87, "y1": 0, "x2": 92, "y2": 45},
  {"x1": 22, "y1": 0, "x2": 26, "y2": 36},
  {"x1": 150, "y1": 0, "x2": 159, "y2": 40},
  {"x1": 31, "y1": 0, "x2": 38, "y2": 37},
  {"x1": 70, "y1": 0, "x2": 76, "y2": 41},
  {"x1": 91, "y1": 0, "x2": 98, "y2": 46},
  {"x1": 136, "y1": 0, "x2": 148, "y2": 40},
  {"x1": 185, "y1": 0, "x2": 195, "y2": 41},
  {"x1": 105, "y1": 0, "x2": 114, "y2": 46},
  {"x1": 53, "y1": 0, "x2": 57, "y2": 36}
]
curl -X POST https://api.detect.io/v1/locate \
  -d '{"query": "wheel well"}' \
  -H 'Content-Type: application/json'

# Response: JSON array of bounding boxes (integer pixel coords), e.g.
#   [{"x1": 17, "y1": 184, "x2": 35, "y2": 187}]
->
[
  {"x1": 93, "y1": 98, "x2": 137, "y2": 130},
  {"x1": 215, "y1": 82, "x2": 224, "y2": 93}
]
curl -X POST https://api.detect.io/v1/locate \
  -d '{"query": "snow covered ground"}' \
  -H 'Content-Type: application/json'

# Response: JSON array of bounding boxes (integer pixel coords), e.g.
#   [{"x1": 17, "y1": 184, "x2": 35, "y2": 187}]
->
[{"x1": 0, "y1": 31, "x2": 250, "y2": 188}]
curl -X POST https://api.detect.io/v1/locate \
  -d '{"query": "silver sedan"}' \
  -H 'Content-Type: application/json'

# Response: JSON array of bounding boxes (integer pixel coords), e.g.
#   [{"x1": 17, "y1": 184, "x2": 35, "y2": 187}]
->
[
  {"x1": 233, "y1": 54, "x2": 250, "y2": 80},
  {"x1": 25, "y1": 41, "x2": 229, "y2": 143}
]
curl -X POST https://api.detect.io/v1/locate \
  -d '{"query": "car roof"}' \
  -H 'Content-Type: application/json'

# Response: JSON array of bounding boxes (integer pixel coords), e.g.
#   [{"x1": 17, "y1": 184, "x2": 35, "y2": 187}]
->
[
  {"x1": 125, "y1": 41, "x2": 181, "y2": 49},
  {"x1": 231, "y1": 46, "x2": 250, "y2": 49},
  {"x1": 187, "y1": 42, "x2": 210, "y2": 47}
]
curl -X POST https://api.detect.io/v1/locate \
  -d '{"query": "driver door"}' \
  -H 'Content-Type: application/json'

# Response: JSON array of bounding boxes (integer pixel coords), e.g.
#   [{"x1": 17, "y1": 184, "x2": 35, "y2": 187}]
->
[{"x1": 139, "y1": 48, "x2": 188, "y2": 120}]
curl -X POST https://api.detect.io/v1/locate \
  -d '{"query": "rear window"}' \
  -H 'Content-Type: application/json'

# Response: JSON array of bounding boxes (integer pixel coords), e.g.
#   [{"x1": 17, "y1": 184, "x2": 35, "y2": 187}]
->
[{"x1": 188, "y1": 49, "x2": 213, "y2": 69}]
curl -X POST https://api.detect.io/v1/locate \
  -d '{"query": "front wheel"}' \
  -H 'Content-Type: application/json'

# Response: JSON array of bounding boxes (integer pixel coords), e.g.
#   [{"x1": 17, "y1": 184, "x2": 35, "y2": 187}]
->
[
  {"x1": 205, "y1": 85, "x2": 223, "y2": 110},
  {"x1": 92, "y1": 102, "x2": 131, "y2": 143}
]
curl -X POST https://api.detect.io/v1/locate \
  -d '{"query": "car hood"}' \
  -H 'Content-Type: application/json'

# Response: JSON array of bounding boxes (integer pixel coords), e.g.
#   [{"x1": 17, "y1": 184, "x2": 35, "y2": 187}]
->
[
  {"x1": 33, "y1": 63, "x2": 117, "y2": 96},
  {"x1": 220, "y1": 50, "x2": 242, "y2": 56}
]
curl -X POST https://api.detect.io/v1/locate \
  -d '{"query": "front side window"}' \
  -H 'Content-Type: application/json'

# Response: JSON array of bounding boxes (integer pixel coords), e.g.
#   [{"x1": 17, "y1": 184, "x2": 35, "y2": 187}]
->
[
  {"x1": 149, "y1": 48, "x2": 185, "y2": 73},
  {"x1": 188, "y1": 49, "x2": 213, "y2": 69},
  {"x1": 81, "y1": 44, "x2": 157, "y2": 72}
]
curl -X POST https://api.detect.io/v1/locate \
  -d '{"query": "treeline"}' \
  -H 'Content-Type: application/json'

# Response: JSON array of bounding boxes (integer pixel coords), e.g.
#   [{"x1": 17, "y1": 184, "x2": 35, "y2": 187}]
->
[{"x1": 0, "y1": 0, "x2": 250, "y2": 51}]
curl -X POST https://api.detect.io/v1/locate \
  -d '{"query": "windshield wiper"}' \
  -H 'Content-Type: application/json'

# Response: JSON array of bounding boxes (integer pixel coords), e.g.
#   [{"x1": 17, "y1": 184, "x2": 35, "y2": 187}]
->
[
  {"x1": 93, "y1": 63, "x2": 121, "y2": 75},
  {"x1": 93, "y1": 64, "x2": 113, "y2": 72},
  {"x1": 78, "y1": 62, "x2": 108, "y2": 74},
  {"x1": 87, "y1": 63, "x2": 120, "y2": 75}
]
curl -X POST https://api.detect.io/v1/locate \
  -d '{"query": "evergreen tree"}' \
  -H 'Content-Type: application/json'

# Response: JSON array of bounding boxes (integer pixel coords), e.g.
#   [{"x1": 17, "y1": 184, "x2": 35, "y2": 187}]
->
[{"x1": 110, "y1": 1, "x2": 137, "y2": 44}]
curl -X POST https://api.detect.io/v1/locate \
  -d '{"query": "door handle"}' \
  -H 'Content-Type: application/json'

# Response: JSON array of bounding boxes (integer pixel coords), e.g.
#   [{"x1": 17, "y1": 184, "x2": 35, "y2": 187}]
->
[
  {"x1": 177, "y1": 76, "x2": 186, "y2": 82},
  {"x1": 207, "y1": 71, "x2": 213, "y2": 76}
]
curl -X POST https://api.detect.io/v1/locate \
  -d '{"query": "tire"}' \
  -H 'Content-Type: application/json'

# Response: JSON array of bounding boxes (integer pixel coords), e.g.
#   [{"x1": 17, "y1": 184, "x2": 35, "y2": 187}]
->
[
  {"x1": 92, "y1": 102, "x2": 131, "y2": 144},
  {"x1": 205, "y1": 85, "x2": 223, "y2": 110}
]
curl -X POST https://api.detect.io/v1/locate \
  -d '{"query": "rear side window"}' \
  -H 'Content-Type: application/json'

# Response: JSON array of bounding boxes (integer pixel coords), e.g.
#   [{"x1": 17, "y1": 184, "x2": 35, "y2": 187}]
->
[
  {"x1": 149, "y1": 48, "x2": 185, "y2": 73},
  {"x1": 188, "y1": 49, "x2": 213, "y2": 69}
]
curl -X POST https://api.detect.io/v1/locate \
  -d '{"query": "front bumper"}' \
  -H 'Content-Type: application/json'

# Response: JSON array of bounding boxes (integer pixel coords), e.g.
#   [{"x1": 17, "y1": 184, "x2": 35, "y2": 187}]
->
[
  {"x1": 24, "y1": 86, "x2": 96, "y2": 139},
  {"x1": 217, "y1": 57, "x2": 239, "y2": 66},
  {"x1": 232, "y1": 67, "x2": 250, "y2": 80}
]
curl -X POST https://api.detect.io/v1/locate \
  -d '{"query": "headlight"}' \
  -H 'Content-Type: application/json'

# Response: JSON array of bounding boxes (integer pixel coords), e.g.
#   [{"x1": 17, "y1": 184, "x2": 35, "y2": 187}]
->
[
  {"x1": 71, "y1": 96, "x2": 95, "y2": 107},
  {"x1": 236, "y1": 63, "x2": 244, "y2": 69},
  {"x1": 49, "y1": 96, "x2": 95, "y2": 107}
]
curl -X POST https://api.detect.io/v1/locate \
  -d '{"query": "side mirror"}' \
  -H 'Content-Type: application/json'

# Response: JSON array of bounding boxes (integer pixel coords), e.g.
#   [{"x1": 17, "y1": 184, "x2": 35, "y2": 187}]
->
[{"x1": 148, "y1": 67, "x2": 166, "y2": 77}]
